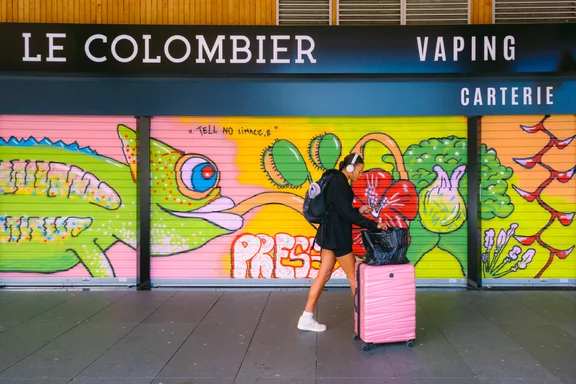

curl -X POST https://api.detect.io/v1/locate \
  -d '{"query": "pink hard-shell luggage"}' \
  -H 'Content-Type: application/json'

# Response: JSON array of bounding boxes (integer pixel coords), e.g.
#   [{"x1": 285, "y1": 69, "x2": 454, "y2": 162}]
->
[{"x1": 353, "y1": 261, "x2": 416, "y2": 351}]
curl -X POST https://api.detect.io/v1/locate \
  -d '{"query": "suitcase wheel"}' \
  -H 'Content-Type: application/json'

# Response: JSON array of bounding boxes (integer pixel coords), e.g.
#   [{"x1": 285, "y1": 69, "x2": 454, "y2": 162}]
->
[
  {"x1": 362, "y1": 343, "x2": 372, "y2": 351},
  {"x1": 407, "y1": 339, "x2": 415, "y2": 348},
  {"x1": 353, "y1": 334, "x2": 360, "y2": 341}
]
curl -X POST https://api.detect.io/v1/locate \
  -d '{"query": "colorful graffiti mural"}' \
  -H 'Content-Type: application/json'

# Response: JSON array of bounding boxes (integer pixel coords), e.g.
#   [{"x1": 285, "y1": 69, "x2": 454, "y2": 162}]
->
[
  {"x1": 1, "y1": 115, "x2": 573, "y2": 283},
  {"x1": 0, "y1": 116, "x2": 138, "y2": 279},
  {"x1": 481, "y1": 115, "x2": 575, "y2": 280},
  {"x1": 148, "y1": 116, "x2": 474, "y2": 280}
]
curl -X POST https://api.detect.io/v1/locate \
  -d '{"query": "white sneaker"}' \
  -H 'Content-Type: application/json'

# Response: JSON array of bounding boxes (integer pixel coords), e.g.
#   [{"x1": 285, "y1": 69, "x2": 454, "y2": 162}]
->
[{"x1": 297, "y1": 314, "x2": 327, "y2": 332}]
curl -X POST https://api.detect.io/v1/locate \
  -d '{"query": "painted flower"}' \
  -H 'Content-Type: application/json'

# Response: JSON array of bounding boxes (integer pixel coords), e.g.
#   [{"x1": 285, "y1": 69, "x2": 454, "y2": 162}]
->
[{"x1": 351, "y1": 169, "x2": 418, "y2": 255}]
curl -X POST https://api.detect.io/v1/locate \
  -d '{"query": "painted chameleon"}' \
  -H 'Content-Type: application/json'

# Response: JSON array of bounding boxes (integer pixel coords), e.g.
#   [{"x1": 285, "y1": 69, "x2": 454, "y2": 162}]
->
[{"x1": 0, "y1": 124, "x2": 304, "y2": 278}]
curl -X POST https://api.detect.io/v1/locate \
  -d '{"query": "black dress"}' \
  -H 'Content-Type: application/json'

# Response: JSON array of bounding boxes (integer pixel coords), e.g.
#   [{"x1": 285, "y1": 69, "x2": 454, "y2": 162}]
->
[{"x1": 314, "y1": 169, "x2": 378, "y2": 257}]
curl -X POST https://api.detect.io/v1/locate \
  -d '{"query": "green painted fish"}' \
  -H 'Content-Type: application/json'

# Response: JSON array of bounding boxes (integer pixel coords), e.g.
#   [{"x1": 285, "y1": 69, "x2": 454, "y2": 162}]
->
[{"x1": 0, "y1": 125, "x2": 243, "y2": 278}]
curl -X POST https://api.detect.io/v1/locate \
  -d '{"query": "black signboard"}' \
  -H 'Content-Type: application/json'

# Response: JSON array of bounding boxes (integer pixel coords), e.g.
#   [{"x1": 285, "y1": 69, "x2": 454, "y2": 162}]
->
[{"x1": 0, "y1": 23, "x2": 575, "y2": 76}]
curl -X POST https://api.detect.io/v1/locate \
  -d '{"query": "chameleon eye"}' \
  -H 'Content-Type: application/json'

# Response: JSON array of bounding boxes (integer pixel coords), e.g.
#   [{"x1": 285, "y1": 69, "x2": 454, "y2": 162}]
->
[{"x1": 175, "y1": 155, "x2": 220, "y2": 199}]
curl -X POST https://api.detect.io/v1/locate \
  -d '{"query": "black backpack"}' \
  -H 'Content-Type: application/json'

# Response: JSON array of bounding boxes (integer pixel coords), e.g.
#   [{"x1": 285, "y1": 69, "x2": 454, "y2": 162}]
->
[{"x1": 303, "y1": 173, "x2": 334, "y2": 224}]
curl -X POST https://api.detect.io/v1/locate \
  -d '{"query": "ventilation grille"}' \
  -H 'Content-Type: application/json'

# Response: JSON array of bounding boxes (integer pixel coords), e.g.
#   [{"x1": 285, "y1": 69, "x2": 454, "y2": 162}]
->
[
  {"x1": 494, "y1": 0, "x2": 576, "y2": 23},
  {"x1": 338, "y1": 0, "x2": 402, "y2": 25},
  {"x1": 277, "y1": 0, "x2": 331, "y2": 25},
  {"x1": 406, "y1": 0, "x2": 469, "y2": 24}
]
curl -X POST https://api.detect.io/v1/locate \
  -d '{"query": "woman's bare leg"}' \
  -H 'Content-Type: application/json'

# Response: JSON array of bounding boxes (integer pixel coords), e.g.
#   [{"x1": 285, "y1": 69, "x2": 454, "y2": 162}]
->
[
  {"x1": 298, "y1": 249, "x2": 336, "y2": 332},
  {"x1": 335, "y1": 252, "x2": 358, "y2": 298},
  {"x1": 304, "y1": 249, "x2": 336, "y2": 312}
]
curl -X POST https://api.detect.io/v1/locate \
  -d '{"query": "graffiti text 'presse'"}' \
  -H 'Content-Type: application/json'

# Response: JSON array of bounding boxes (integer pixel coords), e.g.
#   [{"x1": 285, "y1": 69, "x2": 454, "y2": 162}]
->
[{"x1": 21, "y1": 32, "x2": 318, "y2": 64}]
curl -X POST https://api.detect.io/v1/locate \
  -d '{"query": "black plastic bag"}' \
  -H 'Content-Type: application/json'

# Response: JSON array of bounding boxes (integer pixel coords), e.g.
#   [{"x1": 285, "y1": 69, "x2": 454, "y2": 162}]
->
[{"x1": 361, "y1": 228, "x2": 410, "y2": 266}]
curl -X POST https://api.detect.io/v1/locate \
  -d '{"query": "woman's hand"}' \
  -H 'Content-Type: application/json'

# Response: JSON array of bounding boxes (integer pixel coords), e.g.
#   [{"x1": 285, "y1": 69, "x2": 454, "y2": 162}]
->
[
  {"x1": 377, "y1": 222, "x2": 388, "y2": 230},
  {"x1": 358, "y1": 205, "x2": 372, "y2": 214}
]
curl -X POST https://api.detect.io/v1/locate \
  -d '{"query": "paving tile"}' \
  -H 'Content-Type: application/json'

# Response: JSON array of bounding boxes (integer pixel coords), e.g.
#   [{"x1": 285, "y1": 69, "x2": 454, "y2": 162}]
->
[
  {"x1": 0, "y1": 292, "x2": 131, "y2": 376},
  {"x1": 416, "y1": 291, "x2": 489, "y2": 324},
  {"x1": 0, "y1": 292, "x2": 19, "y2": 308},
  {"x1": 505, "y1": 292, "x2": 576, "y2": 324},
  {"x1": 235, "y1": 292, "x2": 316, "y2": 381},
  {"x1": 0, "y1": 292, "x2": 78, "y2": 332},
  {"x1": 0, "y1": 379, "x2": 70, "y2": 384},
  {"x1": 157, "y1": 291, "x2": 269, "y2": 379},
  {"x1": 12, "y1": 292, "x2": 220, "y2": 380},
  {"x1": 316, "y1": 292, "x2": 396, "y2": 379},
  {"x1": 500, "y1": 324, "x2": 576, "y2": 380},
  {"x1": 436, "y1": 321, "x2": 556, "y2": 379},
  {"x1": 316, "y1": 377, "x2": 397, "y2": 384},
  {"x1": 77, "y1": 323, "x2": 196, "y2": 379},
  {"x1": 68, "y1": 379, "x2": 153, "y2": 384},
  {"x1": 143, "y1": 291, "x2": 223, "y2": 324},
  {"x1": 552, "y1": 291, "x2": 576, "y2": 304},
  {"x1": 476, "y1": 379, "x2": 565, "y2": 384},
  {"x1": 396, "y1": 379, "x2": 480, "y2": 384},
  {"x1": 151, "y1": 379, "x2": 234, "y2": 384},
  {"x1": 461, "y1": 291, "x2": 550, "y2": 325},
  {"x1": 0, "y1": 321, "x2": 139, "y2": 378},
  {"x1": 558, "y1": 321, "x2": 576, "y2": 338},
  {"x1": 385, "y1": 322, "x2": 474, "y2": 378},
  {"x1": 88, "y1": 292, "x2": 175, "y2": 323},
  {"x1": 0, "y1": 292, "x2": 127, "y2": 373},
  {"x1": 234, "y1": 378, "x2": 315, "y2": 384}
]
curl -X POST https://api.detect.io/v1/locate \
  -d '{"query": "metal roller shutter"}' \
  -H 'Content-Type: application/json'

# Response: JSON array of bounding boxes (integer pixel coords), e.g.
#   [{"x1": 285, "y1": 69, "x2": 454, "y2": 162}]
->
[
  {"x1": 0, "y1": 115, "x2": 139, "y2": 288},
  {"x1": 493, "y1": 0, "x2": 576, "y2": 24},
  {"x1": 277, "y1": 0, "x2": 332, "y2": 25},
  {"x1": 480, "y1": 115, "x2": 576, "y2": 287},
  {"x1": 149, "y1": 116, "x2": 468, "y2": 288}
]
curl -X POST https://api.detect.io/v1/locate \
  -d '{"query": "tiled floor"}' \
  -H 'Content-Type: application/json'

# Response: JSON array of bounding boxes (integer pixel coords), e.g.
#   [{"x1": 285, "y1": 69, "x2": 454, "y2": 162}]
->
[{"x1": 0, "y1": 289, "x2": 574, "y2": 384}]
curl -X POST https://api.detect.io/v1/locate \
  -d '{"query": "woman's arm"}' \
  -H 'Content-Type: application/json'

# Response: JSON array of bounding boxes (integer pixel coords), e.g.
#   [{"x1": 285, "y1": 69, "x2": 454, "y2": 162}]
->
[{"x1": 327, "y1": 177, "x2": 378, "y2": 230}]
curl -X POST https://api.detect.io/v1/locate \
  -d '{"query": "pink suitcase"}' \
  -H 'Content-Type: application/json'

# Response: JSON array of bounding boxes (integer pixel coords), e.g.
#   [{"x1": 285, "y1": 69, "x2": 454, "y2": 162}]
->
[{"x1": 353, "y1": 261, "x2": 416, "y2": 351}]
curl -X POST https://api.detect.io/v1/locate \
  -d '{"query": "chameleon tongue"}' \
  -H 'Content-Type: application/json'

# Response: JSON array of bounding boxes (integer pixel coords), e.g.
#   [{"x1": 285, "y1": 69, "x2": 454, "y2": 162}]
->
[{"x1": 169, "y1": 210, "x2": 243, "y2": 231}]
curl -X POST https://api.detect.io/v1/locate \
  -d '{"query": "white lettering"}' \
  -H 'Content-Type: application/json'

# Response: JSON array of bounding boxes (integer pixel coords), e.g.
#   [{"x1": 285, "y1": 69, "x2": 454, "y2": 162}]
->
[
  {"x1": 111, "y1": 34, "x2": 138, "y2": 63},
  {"x1": 256, "y1": 35, "x2": 266, "y2": 64},
  {"x1": 143, "y1": 34, "x2": 161, "y2": 63},
  {"x1": 546, "y1": 86, "x2": 554, "y2": 104},
  {"x1": 85, "y1": 34, "x2": 107, "y2": 62},
  {"x1": 195, "y1": 35, "x2": 225, "y2": 63},
  {"x1": 231, "y1": 233, "x2": 345, "y2": 279},
  {"x1": 434, "y1": 37, "x2": 446, "y2": 61},
  {"x1": 461, "y1": 88, "x2": 470, "y2": 106},
  {"x1": 471, "y1": 36, "x2": 477, "y2": 61},
  {"x1": 487, "y1": 87, "x2": 496, "y2": 105},
  {"x1": 84, "y1": 34, "x2": 108, "y2": 63},
  {"x1": 503, "y1": 35, "x2": 515, "y2": 61},
  {"x1": 460, "y1": 86, "x2": 555, "y2": 107},
  {"x1": 46, "y1": 33, "x2": 66, "y2": 62},
  {"x1": 417, "y1": 37, "x2": 429, "y2": 61},
  {"x1": 453, "y1": 36, "x2": 464, "y2": 61},
  {"x1": 22, "y1": 33, "x2": 41, "y2": 62},
  {"x1": 295, "y1": 35, "x2": 316, "y2": 64},
  {"x1": 484, "y1": 36, "x2": 496, "y2": 61},
  {"x1": 511, "y1": 87, "x2": 519, "y2": 105},
  {"x1": 474, "y1": 88, "x2": 482, "y2": 105},
  {"x1": 271, "y1": 35, "x2": 291, "y2": 64},
  {"x1": 230, "y1": 35, "x2": 252, "y2": 64},
  {"x1": 164, "y1": 35, "x2": 191, "y2": 63},
  {"x1": 523, "y1": 87, "x2": 532, "y2": 105}
]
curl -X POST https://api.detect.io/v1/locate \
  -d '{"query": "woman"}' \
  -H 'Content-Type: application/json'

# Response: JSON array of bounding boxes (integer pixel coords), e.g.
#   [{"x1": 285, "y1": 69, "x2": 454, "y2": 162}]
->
[{"x1": 298, "y1": 152, "x2": 387, "y2": 332}]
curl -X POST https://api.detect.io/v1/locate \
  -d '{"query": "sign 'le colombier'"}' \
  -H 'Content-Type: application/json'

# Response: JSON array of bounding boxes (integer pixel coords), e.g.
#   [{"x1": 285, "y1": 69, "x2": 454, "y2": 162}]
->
[
  {"x1": 22, "y1": 32, "x2": 318, "y2": 65},
  {"x1": 1, "y1": 23, "x2": 574, "y2": 76}
]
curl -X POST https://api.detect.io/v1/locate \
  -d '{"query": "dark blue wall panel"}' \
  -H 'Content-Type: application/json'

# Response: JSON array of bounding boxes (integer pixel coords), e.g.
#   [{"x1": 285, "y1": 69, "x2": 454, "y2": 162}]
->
[{"x1": 0, "y1": 76, "x2": 574, "y2": 116}]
